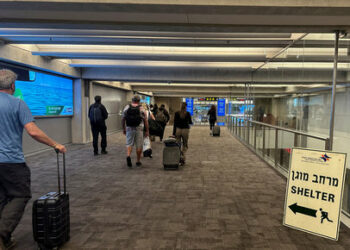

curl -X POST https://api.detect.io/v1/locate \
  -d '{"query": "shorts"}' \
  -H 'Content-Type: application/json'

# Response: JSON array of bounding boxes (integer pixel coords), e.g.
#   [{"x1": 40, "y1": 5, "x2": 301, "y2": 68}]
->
[{"x1": 126, "y1": 126, "x2": 144, "y2": 149}]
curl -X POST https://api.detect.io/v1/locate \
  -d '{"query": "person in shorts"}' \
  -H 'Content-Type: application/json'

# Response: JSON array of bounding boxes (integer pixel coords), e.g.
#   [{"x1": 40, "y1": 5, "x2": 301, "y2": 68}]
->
[{"x1": 122, "y1": 95, "x2": 149, "y2": 167}]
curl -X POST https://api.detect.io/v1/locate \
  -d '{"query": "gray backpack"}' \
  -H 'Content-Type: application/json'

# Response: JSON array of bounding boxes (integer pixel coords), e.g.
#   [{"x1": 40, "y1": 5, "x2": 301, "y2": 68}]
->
[{"x1": 156, "y1": 110, "x2": 167, "y2": 123}]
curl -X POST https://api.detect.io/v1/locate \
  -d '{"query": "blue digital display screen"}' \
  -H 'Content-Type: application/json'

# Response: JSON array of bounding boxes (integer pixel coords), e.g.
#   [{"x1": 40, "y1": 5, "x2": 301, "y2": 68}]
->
[
  {"x1": 186, "y1": 98, "x2": 193, "y2": 115},
  {"x1": 217, "y1": 99, "x2": 226, "y2": 116},
  {"x1": 14, "y1": 71, "x2": 73, "y2": 116},
  {"x1": 140, "y1": 96, "x2": 151, "y2": 105}
]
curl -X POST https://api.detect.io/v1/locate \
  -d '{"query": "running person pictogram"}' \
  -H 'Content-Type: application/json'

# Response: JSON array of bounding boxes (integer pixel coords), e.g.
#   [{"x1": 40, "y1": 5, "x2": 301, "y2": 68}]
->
[{"x1": 320, "y1": 208, "x2": 333, "y2": 223}]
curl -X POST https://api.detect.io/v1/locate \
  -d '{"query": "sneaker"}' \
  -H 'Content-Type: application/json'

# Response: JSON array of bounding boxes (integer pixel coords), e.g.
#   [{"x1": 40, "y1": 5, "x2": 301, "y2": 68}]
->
[
  {"x1": 101, "y1": 150, "x2": 108, "y2": 155},
  {"x1": 94, "y1": 152, "x2": 99, "y2": 156},
  {"x1": 127, "y1": 156, "x2": 132, "y2": 167},
  {"x1": 136, "y1": 162, "x2": 142, "y2": 166}
]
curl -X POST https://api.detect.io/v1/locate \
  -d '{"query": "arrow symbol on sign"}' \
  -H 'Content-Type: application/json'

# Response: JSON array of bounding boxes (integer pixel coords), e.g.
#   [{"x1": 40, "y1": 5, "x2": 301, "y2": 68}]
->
[{"x1": 289, "y1": 203, "x2": 317, "y2": 218}]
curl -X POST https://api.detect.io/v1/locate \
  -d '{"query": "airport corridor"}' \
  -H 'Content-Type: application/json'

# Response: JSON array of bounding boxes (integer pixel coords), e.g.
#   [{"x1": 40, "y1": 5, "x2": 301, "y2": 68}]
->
[{"x1": 12, "y1": 127, "x2": 350, "y2": 249}]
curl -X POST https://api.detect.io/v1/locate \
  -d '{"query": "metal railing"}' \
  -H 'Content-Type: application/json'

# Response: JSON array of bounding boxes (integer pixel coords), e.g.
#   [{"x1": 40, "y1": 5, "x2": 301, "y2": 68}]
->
[{"x1": 226, "y1": 116, "x2": 330, "y2": 175}]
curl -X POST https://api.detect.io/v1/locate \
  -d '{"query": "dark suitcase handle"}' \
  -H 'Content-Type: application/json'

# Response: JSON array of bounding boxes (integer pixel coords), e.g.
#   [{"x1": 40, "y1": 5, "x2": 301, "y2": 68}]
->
[{"x1": 55, "y1": 151, "x2": 67, "y2": 194}]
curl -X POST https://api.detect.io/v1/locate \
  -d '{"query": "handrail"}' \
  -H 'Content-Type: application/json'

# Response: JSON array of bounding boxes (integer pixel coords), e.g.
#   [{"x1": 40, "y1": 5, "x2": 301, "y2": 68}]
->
[{"x1": 248, "y1": 120, "x2": 329, "y2": 141}]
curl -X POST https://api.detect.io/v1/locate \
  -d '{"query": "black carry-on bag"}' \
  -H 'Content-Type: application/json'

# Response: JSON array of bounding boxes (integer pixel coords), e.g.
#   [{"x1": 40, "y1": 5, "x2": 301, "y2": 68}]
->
[
  {"x1": 212, "y1": 125, "x2": 220, "y2": 136},
  {"x1": 163, "y1": 138, "x2": 182, "y2": 170},
  {"x1": 32, "y1": 151, "x2": 70, "y2": 250}
]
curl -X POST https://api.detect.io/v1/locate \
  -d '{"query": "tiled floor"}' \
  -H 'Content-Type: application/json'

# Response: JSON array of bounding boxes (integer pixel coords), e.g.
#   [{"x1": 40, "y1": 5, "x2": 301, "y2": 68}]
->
[{"x1": 12, "y1": 127, "x2": 350, "y2": 249}]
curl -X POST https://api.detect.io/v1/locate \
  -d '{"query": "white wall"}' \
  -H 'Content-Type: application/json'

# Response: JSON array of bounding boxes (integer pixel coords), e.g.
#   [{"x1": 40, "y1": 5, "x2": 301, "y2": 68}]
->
[
  {"x1": 92, "y1": 84, "x2": 128, "y2": 133},
  {"x1": 23, "y1": 117, "x2": 72, "y2": 155}
]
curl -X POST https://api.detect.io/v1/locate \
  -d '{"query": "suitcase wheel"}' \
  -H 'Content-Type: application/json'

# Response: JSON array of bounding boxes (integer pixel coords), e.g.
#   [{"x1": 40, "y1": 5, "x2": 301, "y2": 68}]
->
[{"x1": 38, "y1": 244, "x2": 59, "y2": 250}]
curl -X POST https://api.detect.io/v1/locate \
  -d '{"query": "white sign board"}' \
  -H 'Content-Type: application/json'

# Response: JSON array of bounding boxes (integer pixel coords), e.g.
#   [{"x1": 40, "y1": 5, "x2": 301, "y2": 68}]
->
[{"x1": 283, "y1": 148, "x2": 347, "y2": 240}]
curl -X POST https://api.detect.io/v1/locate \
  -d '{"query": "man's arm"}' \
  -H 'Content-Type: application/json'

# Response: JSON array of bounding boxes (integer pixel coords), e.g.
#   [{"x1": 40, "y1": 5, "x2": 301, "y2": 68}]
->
[
  {"x1": 165, "y1": 109, "x2": 170, "y2": 122},
  {"x1": 122, "y1": 117, "x2": 126, "y2": 135},
  {"x1": 24, "y1": 122, "x2": 66, "y2": 153},
  {"x1": 173, "y1": 112, "x2": 178, "y2": 136},
  {"x1": 188, "y1": 113, "x2": 193, "y2": 125},
  {"x1": 144, "y1": 111, "x2": 149, "y2": 137},
  {"x1": 101, "y1": 105, "x2": 108, "y2": 120}
]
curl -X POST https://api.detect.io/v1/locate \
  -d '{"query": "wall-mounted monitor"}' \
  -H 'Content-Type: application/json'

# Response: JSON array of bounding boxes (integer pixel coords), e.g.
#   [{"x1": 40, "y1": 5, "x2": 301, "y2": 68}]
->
[{"x1": 14, "y1": 71, "x2": 73, "y2": 116}]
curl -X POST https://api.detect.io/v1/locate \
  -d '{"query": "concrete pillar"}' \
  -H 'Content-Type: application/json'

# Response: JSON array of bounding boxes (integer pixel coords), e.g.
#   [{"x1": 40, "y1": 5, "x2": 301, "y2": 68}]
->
[
  {"x1": 126, "y1": 91, "x2": 134, "y2": 103},
  {"x1": 71, "y1": 78, "x2": 89, "y2": 144}
]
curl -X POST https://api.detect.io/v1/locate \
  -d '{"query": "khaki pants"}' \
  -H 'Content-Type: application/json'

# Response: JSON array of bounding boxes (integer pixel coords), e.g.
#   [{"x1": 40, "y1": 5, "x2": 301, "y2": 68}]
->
[{"x1": 175, "y1": 128, "x2": 189, "y2": 160}]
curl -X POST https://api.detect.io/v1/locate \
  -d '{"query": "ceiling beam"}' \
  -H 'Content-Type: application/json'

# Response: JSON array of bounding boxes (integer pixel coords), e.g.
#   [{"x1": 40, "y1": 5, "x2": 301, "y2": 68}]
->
[
  {"x1": 2, "y1": 2, "x2": 350, "y2": 33},
  {"x1": 31, "y1": 52, "x2": 350, "y2": 63},
  {"x1": 0, "y1": 44, "x2": 81, "y2": 78},
  {"x1": 0, "y1": 29, "x2": 292, "y2": 39},
  {"x1": 132, "y1": 86, "x2": 286, "y2": 93},
  {"x1": 152, "y1": 92, "x2": 278, "y2": 98},
  {"x1": 1, "y1": 35, "x2": 349, "y2": 48},
  {"x1": 82, "y1": 67, "x2": 346, "y2": 83}
]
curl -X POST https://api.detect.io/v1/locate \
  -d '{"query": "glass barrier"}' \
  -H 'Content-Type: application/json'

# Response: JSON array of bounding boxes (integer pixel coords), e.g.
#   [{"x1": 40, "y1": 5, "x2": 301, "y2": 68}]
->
[{"x1": 277, "y1": 130, "x2": 295, "y2": 171}]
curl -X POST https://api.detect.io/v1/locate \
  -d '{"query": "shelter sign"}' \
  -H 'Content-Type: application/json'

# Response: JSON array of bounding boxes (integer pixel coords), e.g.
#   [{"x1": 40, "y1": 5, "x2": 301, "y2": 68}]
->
[{"x1": 283, "y1": 148, "x2": 346, "y2": 240}]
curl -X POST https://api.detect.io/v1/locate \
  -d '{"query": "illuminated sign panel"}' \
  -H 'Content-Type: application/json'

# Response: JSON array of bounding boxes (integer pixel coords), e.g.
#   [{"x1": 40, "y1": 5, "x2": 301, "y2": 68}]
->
[
  {"x1": 217, "y1": 99, "x2": 226, "y2": 116},
  {"x1": 186, "y1": 98, "x2": 193, "y2": 115}
]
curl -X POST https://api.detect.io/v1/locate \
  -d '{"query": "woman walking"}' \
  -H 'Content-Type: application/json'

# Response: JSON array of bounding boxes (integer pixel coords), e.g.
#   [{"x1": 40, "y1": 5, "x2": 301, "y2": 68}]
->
[
  {"x1": 173, "y1": 102, "x2": 193, "y2": 165},
  {"x1": 207, "y1": 105, "x2": 217, "y2": 130}
]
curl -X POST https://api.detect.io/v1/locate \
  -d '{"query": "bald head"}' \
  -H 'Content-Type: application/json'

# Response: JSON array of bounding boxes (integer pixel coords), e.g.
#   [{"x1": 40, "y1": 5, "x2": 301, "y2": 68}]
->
[{"x1": 0, "y1": 69, "x2": 17, "y2": 90}]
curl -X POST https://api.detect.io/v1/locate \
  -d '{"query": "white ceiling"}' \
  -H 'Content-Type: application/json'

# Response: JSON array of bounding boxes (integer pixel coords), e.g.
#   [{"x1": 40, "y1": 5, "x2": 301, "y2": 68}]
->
[{"x1": 1, "y1": 0, "x2": 350, "y2": 97}]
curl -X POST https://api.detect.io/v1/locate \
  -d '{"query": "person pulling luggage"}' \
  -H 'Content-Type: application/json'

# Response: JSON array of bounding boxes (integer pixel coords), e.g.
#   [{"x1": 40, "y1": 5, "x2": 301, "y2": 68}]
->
[
  {"x1": 207, "y1": 105, "x2": 217, "y2": 131},
  {"x1": 173, "y1": 102, "x2": 193, "y2": 165},
  {"x1": 0, "y1": 69, "x2": 66, "y2": 250}
]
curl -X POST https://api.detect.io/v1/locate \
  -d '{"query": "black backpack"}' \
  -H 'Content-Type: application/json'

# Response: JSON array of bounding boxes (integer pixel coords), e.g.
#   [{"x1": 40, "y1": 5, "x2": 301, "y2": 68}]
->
[
  {"x1": 125, "y1": 105, "x2": 142, "y2": 127},
  {"x1": 89, "y1": 104, "x2": 103, "y2": 124}
]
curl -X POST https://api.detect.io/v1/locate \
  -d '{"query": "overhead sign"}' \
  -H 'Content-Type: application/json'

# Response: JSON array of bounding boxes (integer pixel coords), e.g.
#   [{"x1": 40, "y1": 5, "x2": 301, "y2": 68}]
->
[
  {"x1": 205, "y1": 97, "x2": 218, "y2": 101},
  {"x1": 186, "y1": 98, "x2": 193, "y2": 116},
  {"x1": 283, "y1": 148, "x2": 347, "y2": 240},
  {"x1": 197, "y1": 97, "x2": 218, "y2": 101},
  {"x1": 217, "y1": 99, "x2": 226, "y2": 116}
]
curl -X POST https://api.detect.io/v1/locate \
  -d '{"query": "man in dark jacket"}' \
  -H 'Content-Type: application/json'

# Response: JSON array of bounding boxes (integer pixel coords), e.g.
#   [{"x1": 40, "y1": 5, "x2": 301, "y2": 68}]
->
[
  {"x1": 88, "y1": 96, "x2": 108, "y2": 155},
  {"x1": 156, "y1": 104, "x2": 170, "y2": 141}
]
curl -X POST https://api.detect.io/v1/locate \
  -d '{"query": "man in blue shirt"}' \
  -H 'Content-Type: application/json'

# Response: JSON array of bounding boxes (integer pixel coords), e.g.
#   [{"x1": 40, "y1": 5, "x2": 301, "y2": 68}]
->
[{"x1": 0, "y1": 69, "x2": 66, "y2": 249}]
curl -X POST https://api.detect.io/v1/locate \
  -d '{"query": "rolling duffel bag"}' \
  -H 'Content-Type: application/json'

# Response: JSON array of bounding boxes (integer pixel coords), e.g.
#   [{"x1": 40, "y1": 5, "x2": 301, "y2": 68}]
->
[{"x1": 32, "y1": 151, "x2": 70, "y2": 250}]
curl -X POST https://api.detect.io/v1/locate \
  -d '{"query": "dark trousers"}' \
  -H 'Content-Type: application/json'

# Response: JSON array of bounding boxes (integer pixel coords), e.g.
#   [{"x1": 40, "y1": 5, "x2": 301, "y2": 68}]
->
[
  {"x1": 159, "y1": 122, "x2": 166, "y2": 140},
  {"x1": 0, "y1": 163, "x2": 31, "y2": 241},
  {"x1": 209, "y1": 119, "x2": 216, "y2": 130},
  {"x1": 91, "y1": 124, "x2": 107, "y2": 153}
]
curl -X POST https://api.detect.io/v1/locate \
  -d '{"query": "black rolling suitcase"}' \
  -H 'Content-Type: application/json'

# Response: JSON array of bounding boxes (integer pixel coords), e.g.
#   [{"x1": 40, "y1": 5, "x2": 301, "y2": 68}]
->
[
  {"x1": 163, "y1": 138, "x2": 182, "y2": 170},
  {"x1": 33, "y1": 151, "x2": 70, "y2": 250},
  {"x1": 212, "y1": 125, "x2": 220, "y2": 136}
]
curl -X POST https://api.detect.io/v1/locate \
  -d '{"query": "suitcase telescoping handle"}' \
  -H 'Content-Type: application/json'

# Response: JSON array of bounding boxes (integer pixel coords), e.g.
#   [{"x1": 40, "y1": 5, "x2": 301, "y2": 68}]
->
[{"x1": 55, "y1": 149, "x2": 67, "y2": 194}]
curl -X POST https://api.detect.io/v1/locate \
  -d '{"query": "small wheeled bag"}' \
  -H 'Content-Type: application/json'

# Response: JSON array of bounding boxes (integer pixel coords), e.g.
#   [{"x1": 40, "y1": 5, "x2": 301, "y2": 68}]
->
[
  {"x1": 163, "y1": 138, "x2": 181, "y2": 170},
  {"x1": 32, "y1": 151, "x2": 70, "y2": 250},
  {"x1": 212, "y1": 125, "x2": 220, "y2": 136}
]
